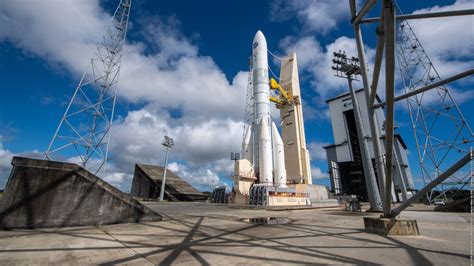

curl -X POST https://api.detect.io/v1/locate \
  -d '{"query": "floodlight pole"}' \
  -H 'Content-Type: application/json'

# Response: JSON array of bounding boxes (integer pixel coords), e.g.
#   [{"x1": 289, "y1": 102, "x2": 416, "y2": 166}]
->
[
  {"x1": 159, "y1": 136, "x2": 174, "y2": 201},
  {"x1": 332, "y1": 52, "x2": 382, "y2": 211}
]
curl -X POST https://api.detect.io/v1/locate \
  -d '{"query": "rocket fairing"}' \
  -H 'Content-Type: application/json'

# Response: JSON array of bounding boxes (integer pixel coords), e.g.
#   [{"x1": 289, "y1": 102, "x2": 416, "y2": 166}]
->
[{"x1": 241, "y1": 30, "x2": 287, "y2": 187}]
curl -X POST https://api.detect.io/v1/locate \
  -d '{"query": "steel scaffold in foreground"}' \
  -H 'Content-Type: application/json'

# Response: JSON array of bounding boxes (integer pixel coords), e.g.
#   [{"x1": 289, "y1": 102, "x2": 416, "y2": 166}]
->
[
  {"x1": 45, "y1": 0, "x2": 132, "y2": 176},
  {"x1": 395, "y1": 16, "x2": 473, "y2": 203},
  {"x1": 349, "y1": 0, "x2": 473, "y2": 217}
]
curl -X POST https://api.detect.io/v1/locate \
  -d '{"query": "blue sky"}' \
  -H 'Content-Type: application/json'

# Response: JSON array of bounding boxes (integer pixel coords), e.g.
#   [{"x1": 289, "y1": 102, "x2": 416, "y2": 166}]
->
[{"x1": 0, "y1": 0, "x2": 472, "y2": 192}]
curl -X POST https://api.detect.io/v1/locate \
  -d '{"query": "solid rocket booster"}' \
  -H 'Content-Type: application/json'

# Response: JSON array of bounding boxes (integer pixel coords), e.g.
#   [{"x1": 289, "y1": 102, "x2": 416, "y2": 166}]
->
[
  {"x1": 252, "y1": 30, "x2": 273, "y2": 185},
  {"x1": 242, "y1": 125, "x2": 253, "y2": 161},
  {"x1": 272, "y1": 122, "x2": 287, "y2": 188}
]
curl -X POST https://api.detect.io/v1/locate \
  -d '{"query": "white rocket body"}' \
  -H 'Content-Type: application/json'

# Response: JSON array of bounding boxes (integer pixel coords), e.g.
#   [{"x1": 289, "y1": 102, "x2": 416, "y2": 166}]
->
[
  {"x1": 241, "y1": 30, "x2": 287, "y2": 187},
  {"x1": 258, "y1": 118, "x2": 273, "y2": 184},
  {"x1": 253, "y1": 31, "x2": 273, "y2": 185}
]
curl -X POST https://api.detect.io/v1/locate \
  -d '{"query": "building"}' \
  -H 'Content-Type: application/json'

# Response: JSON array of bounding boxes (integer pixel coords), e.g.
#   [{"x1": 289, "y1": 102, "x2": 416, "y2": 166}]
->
[
  {"x1": 324, "y1": 89, "x2": 415, "y2": 202},
  {"x1": 130, "y1": 164, "x2": 207, "y2": 201}
]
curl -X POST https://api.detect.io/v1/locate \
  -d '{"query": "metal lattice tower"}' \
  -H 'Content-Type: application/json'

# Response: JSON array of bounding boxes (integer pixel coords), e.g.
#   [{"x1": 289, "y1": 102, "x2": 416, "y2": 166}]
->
[
  {"x1": 243, "y1": 60, "x2": 254, "y2": 138},
  {"x1": 396, "y1": 18, "x2": 473, "y2": 202},
  {"x1": 45, "y1": 0, "x2": 132, "y2": 176}
]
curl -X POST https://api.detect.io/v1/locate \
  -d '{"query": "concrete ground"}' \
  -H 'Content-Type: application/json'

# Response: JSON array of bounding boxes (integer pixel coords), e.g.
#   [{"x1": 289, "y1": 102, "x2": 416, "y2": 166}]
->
[{"x1": 0, "y1": 202, "x2": 470, "y2": 265}]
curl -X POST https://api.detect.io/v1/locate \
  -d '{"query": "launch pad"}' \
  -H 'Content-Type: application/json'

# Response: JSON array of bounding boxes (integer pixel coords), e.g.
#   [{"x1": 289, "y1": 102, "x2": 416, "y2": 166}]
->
[{"x1": 0, "y1": 202, "x2": 469, "y2": 265}]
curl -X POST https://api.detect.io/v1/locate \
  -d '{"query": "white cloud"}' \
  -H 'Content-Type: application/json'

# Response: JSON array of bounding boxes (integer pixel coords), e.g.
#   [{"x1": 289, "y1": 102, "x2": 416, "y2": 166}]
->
[
  {"x1": 0, "y1": 0, "x2": 107, "y2": 74},
  {"x1": 109, "y1": 108, "x2": 242, "y2": 166},
  {"x1": 279, "y1": 36, "x2": 323, "y2": 70},
  {"x1": 0, "y1": 137, "x2": 43, "y2": 189},
  {"x1": 0, "y1": 140, "x2": 14, "y2": 189},
  {"x1": 103, "y1": 172, "x2": 132, "y2": 190},
  {"x1": 408, "y1": 0, "x2": 474, "y2": 63},
  {"x1": 270, "y1": 0, "x2": 353, "y2": 35},
  {"x1": 308, "y1": 141, "x2": 329, "y2": 161},
  {"x1": 106, "y1": 108, "x2": 242, "y2": 191},
  {"x1": 167, "y1": 162, "x2": 223, "y2": 191},
  {"x1": 280, "y1": 35, "x2": 375, "y2": 102},
  {"x1": 394, "y1": 0, "x2": 474, "y2": 108},
  {"x1": 311, "y1": 167, "x2": 328, "y2": 179}
]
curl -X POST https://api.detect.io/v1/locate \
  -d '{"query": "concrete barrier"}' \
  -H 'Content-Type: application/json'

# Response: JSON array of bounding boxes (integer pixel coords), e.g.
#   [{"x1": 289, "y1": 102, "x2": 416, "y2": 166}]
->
[
  {"x1": 0, "y1": 157, "x2": 161, "y2": 229},
  {"x1": 364, "y1": 217, "x2": 420, "y2": 235}
]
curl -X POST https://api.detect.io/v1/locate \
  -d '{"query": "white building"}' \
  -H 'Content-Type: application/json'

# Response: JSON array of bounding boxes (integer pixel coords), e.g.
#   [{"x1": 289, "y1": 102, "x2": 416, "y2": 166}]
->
[{"x1": 324, "y1": 88, "x2": 415, "y2": 202}]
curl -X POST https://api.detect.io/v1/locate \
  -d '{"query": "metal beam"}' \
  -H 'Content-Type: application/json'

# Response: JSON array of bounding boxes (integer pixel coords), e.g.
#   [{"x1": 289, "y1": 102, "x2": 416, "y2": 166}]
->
[
  {"x1": 383, "y1": 0, "x2": 396, "y2": 218},
  {"x1": 374, "y1": 69, "x2": 474, "y2": 109},
  {"x1": 391, "y1": 151, "x2": 472, "y2": 217},
  {"x1": 348, "y1": 75, "x2": 382, "y2": 211},
  {"x1": 361, "y1": 9, "x2": 474, "y2": 24},
  {"x1": 349, "y1": 0, "x2": 357, "y2": 20},
  {"x1": 369, "y1": 9, "x2": 385, "y2": 108},
  {"x1": 353, "y1": 19, "x2": 388, "y2": 207},
  {"x1": 352, "y1": 0, "x2": 377, "y2": 24},
  {"x1": 393, "y1": 148, "x2": 408, "y2": 202}
]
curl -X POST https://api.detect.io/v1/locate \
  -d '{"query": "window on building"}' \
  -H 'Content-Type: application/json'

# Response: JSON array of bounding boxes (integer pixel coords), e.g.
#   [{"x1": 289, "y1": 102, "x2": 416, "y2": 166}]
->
[{"x1": 331, "y1": 161, "x2": 342, "y2": 195}]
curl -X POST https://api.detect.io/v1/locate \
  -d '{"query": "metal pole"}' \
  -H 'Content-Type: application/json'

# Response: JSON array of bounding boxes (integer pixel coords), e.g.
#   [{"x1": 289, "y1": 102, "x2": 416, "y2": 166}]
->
[
  {"x1": 353, "y1": 21, "x2": 388, "y2": 209},
  {"x1": 159, "y1": 145, "x2": 170, "y2": 201},
  {"x1": 391, "y1": 152, "x2": 472, "y2": 217},
  {"x1": 369, "y1": 10, "x2": 385, "y2": 108},
  {"x1": 352, "y1": 0, "x2": 377, "y2": 24},
  {"x1": 393, "y1": 148, "x2": 408, "y2": 202},
  {"x1": 361, "y1": 9, "x2": 474, "y2": 24},
  {"x1": 383, "y1": 0, "x2": 396, "y2": 217},
  {"x1": 374, "y1": 69, "x2": 474, "y2": 108},
  {"x1": 347, "y1": 76, "x2": 383, "y2": 211}
]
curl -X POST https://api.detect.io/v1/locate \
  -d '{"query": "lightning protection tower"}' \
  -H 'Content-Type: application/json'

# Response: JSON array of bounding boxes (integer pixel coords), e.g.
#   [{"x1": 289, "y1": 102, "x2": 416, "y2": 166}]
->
[
  {"x1": 396, "y1": 12, "x2": 473, "y2": 203},
  {"x1": 45, "y1": 0, "x2": 132, "y2": 176},
  {"x1": 243, "y1": 58, "x2": 254, "y2": 139}
]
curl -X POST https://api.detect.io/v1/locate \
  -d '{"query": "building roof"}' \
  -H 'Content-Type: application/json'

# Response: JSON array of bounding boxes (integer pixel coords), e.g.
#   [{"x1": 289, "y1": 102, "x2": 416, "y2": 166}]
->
[
  {"x1": 325, "y1": 88, "x2": 383, "y2": 104},
  {"x1": 325, "y1": 88, "x2": 364, "y2": 103},
  {"x1": 135, "y1": 164, "x2": 205, "y2": 197}
]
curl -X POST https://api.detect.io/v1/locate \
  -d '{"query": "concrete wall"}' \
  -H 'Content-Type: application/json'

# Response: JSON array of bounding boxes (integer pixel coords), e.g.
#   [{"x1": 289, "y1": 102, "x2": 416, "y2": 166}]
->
[
  {"x1": 0, "y1": 157, "x2": 161, "y2": 229},
  {"x1": 131, "y1": 165, "x2": 157, "y2": 199}
]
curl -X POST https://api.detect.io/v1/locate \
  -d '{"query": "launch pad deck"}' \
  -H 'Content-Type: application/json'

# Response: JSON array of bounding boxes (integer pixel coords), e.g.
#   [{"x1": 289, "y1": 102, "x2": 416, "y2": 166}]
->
[{"x1": 0, "y1": 202, "x2": 469, "y2": 265}]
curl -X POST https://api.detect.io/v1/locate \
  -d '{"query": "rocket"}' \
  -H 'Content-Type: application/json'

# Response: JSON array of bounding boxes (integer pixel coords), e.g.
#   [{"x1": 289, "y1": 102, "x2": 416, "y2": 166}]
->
[{"x1": 242, "y1": 30, "x2": 287, "y2": 187}]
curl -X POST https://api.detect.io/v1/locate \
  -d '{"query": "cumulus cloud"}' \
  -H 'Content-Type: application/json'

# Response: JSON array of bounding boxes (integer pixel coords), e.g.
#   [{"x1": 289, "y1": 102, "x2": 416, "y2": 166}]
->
[
  {"x1": 408, "y1": 0, "x2": 474, "y2": 63},
  {"x1": 108, "y1": 108, "x2": 242, "y2": 190},
  {"x1": 308, "y1": 141, "x2": 329, "y2": 162},
  {"x1": 0, "y1": 137, "x2": 43, "y2": 189},
  {"x1": 280, "y1": 35, "x2": 374, "y2": 103},
  {"x1": 311, "y1": 167, "x2": 328, "y2": 179},
  {"x1": 394, "y1": 0, "x2": 474, "y2": 107},
  {"x1": 168, "y1": 162, "x2": 223, "y2": 191},
  {"x1": 270, "y1": 0, "x2": 354, "y2": 35},
  {"x1": 0, "y1": 140, "x2": 14, "y2": 189},
  {"x1": 103, "y1": 172, "x2": 133, "y2": 190},
  {"x1": 0, "y1": 0, "x2": 248, "y2": 191}
]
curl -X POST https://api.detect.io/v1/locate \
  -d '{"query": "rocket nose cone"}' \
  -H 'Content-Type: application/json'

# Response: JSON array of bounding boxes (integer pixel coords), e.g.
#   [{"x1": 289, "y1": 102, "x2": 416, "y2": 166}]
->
[
  {"x1": 254, "y1": 30, "x2": 265, "y2": 41},
  {"x1": 253, "y1": 30, "x2": 267, "y2": 49}
]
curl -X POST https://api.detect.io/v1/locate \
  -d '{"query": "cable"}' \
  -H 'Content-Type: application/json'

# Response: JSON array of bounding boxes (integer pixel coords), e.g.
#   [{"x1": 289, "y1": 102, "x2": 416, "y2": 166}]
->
[
  {"x1": 268, "y1": 50, "x2": 285, "y2": 61},
  {"x1": 268, "y1": 64, "x2": 280, "y2": 81}
]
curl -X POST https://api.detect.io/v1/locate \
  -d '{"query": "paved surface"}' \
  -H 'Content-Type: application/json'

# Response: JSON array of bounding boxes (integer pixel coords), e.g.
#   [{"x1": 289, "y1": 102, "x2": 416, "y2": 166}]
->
[{"x1": 0, "y1": 202, "x2": 471, "y2": 265}]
